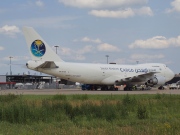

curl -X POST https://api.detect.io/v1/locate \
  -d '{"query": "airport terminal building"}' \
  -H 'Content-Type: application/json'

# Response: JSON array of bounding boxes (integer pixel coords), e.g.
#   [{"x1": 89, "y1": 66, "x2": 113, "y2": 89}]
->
[{"x1": 0, "y1": 75, "x2": 75, "y2": 90}]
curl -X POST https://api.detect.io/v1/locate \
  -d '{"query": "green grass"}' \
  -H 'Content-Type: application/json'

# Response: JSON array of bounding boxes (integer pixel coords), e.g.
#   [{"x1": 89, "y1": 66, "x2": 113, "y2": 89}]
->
[{"x1": 0, "y1": 94, "x2": 180, "y2": 135}]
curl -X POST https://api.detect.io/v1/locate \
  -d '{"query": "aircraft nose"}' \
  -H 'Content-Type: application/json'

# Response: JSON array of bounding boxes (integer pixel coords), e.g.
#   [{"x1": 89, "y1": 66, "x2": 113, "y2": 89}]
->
[{"x1": 168, "y1": 68, "x2": 175, "y2": 80}]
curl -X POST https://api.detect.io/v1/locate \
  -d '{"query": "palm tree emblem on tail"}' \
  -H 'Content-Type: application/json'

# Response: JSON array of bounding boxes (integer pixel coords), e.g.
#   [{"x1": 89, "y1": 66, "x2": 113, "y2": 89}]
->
[{"x1": 31, "y1": 39, "x2": 46, "y2": 57}]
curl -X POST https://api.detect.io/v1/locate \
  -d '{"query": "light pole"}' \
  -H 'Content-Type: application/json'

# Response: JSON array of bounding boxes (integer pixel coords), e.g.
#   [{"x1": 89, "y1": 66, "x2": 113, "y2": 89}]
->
[
  {"x1": 9, "y1": 56, "x2": 13, "y2": 75},
  {"x1": 105, "y1": 55, "x2": 109, "y2": 64},
  {"x1": 54, "y1": 45, "x2": 59, "y2": 54}
]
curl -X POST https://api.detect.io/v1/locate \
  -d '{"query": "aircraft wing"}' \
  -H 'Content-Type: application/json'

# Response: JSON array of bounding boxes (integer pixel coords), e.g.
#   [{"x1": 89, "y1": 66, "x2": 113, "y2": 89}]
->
[
  {"x1": 35, "y1": 61, "x2": 59, "y2": 69},
  {"x1": 119, "y1": 72, "x2": 156, "y2": 83},
  {"x1": 115, "y1": 72, "x2": 157, "y2": 84},
  {"x1": 101, "y1": 72, "x2": 157, "y2": 84}
]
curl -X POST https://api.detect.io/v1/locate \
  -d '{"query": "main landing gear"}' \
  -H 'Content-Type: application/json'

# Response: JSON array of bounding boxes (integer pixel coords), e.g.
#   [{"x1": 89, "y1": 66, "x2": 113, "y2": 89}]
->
[
  {"x1": 100, "y1": 85, "x2": 118, "y2": 91},
  {"x1": 81, "y1": 84, "x2": 118, "y2": 91},
  {"x1": 123, "y1": 85, "x2": 133, "y2": 91}
]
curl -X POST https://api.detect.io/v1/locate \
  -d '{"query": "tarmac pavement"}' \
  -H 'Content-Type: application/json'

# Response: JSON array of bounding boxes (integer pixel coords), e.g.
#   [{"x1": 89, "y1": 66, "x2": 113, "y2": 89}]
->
[{"x1": 1, "y1": 88, "x2": 180, "y2": 95}]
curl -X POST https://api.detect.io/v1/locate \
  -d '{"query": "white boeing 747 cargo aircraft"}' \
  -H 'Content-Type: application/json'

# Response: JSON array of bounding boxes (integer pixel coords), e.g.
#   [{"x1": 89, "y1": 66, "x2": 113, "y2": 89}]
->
[{"x1": 23, "y1": 27, "x2": 174, "y2": 91}]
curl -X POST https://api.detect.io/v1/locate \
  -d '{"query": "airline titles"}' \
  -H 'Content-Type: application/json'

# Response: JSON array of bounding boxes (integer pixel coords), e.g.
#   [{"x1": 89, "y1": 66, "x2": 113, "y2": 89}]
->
[{"x1": 100, "y1": 67, "x2": 156, "y2": 73}]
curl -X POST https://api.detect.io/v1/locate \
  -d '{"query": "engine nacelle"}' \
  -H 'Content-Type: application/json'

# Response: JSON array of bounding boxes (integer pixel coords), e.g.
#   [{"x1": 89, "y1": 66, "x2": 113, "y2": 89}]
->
[{"x1": 146, "y1": 76, "x2": 166, "y2": 86}]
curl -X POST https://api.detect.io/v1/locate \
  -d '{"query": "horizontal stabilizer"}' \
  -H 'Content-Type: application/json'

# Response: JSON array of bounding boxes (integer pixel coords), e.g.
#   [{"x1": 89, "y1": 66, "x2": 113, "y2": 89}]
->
[{"x1": 35, "y1": 61, "x2": 59, "y2": 69}]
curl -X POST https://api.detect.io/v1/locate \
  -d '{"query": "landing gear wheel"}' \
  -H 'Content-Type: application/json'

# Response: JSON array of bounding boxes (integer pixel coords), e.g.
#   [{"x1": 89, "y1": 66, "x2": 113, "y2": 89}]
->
[{"x1": 124, "y1": 86, "x2": 132, "y2": 91}]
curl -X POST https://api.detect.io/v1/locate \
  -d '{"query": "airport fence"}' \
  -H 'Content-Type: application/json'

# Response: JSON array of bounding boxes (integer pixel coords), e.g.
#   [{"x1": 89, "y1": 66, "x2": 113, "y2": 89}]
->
[{"x1": 0, "y1": 82, "x2": 80, "y2": 90}]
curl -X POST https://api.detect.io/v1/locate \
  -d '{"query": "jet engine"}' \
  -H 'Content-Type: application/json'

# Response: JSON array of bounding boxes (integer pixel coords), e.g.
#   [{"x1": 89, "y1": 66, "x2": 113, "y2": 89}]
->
[{"x1": 146, "y1": 76, "x2": 166, "y2": 86}]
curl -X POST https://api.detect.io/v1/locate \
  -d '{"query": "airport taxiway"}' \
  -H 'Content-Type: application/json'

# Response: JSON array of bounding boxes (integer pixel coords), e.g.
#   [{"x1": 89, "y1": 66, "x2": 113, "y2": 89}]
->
[{"x1": 1, "y1": 88, "x2": 180, "y2": 95}]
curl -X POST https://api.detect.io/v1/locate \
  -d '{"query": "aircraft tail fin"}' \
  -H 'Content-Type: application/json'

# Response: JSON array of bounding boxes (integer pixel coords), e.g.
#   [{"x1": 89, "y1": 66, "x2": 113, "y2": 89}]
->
[{"x1": 22, "y1": 27, "x2": 63, "y2": 62}]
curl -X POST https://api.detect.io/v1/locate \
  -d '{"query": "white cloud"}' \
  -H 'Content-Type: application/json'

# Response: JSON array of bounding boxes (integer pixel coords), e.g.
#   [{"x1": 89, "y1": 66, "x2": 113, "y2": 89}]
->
[
  {"x1": 74, "y1": 37, "x2": 102, "y2": 43},
  {"x1": 167, "y1": 0, "x2": 180, "y2": 13},
  {"x1": 55, "y1": 43, "x2": 120, "y2": 60},
  {"x1": 130, "y1": 54, "x2": 165, "y2": 60},
  {"x1": 129, "y1": 35, "x2": 180, "y2": 49},
  {"x1": 59, "y1": 45, "x2": 93, "y2": 56},
  {"x1": 0, "y1": 46, "x2": 4, "y2": 51},
  {"x1": 114, "y1": 58, "x2": 138, "y2": 64},
  {"x1": 134, "y1": 6, "x2": 153, "y2": 16},
  {"x1": 57, "y1": 46, "x2": 93, "y2": 61},
  {"x1": 78, "y1": 37, "x2": 121, "y2": 52},
  {"x1": 97, "y1": 43, "x2": 120, "y2": 52},
  {"x1": 6, "y1": 16, "x2": 77, "y2": 28},
  {"x1": 89, "y1": 7, "x2": 153, "y2": 18},
  {"x1": 58, "y1": 0, "x2": 147, "y2": 9},
  {"x1": 114, "y1": 58, "x2": 127, "y2": 64},
  {"x1": 73, "y1": 54, "x2": 86, "y2": 60},
  {"x1": 14, "y1": 56, "x2": 30, "y2": 61},
  {"x1": 3, "y1": 56, "x2": 29, "y2": 61},
  {"x1": 35, "y1": 0, "x2": 44, "y2": 7},
  {"x1": 59, "y1": 47, "x2": 72, "y2": 55},
  {"x1": 2, "y1": 57, "x2": 12, "y2": 61},
  {"x1": 77, "y1": 45, "x2": 94, "y2": 54},
  {"x1": 89, "y1": 8, "x2": 134, "y2": 18},
  {"x1": 59, "y1": 0, "x2": 152, "y2": 19},
  {"x1": 129, "y1": 36, "x2": 169, "y2": 49},
  {"x1": 169, "y1": 36, "x2": 180, "y2": 46},
  {"x1": 0, "y1": 25, "x2": 20, "y2": 37},
  {"x1": 54, "y1": 37, "x2": 120, "y2": 60},
  {"x1": 81, "y1": 37, "x2": 102, "y2": 43}
]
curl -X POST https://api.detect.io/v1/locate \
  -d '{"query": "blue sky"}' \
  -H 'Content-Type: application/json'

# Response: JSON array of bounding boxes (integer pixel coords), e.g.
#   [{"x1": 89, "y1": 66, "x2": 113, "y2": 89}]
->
[{"x1": 0, "y1": 0, "x2": 180, "y2": 75}]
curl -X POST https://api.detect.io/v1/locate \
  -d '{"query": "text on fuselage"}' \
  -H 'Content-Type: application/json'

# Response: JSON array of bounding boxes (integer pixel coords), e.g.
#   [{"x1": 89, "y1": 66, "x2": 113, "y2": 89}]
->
[{"x1": 100, "y1": 67, "x2": 156, "y2": 73}]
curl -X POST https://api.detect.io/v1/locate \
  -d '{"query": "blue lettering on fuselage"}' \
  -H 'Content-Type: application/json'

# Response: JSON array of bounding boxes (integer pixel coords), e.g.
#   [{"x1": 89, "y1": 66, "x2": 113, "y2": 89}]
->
[
  {"x1": 120, "y1": 68, "x2": 134, "y2": 72},
  {"x1": 135, "y1": 68, "x2": 148, "y2": 73},
  {"x1": 120, "y1": 68, "x2": 148, "y2": 73},
  {"x1": 100, "y1": 67, "x2": 150, "y2": 74}
]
